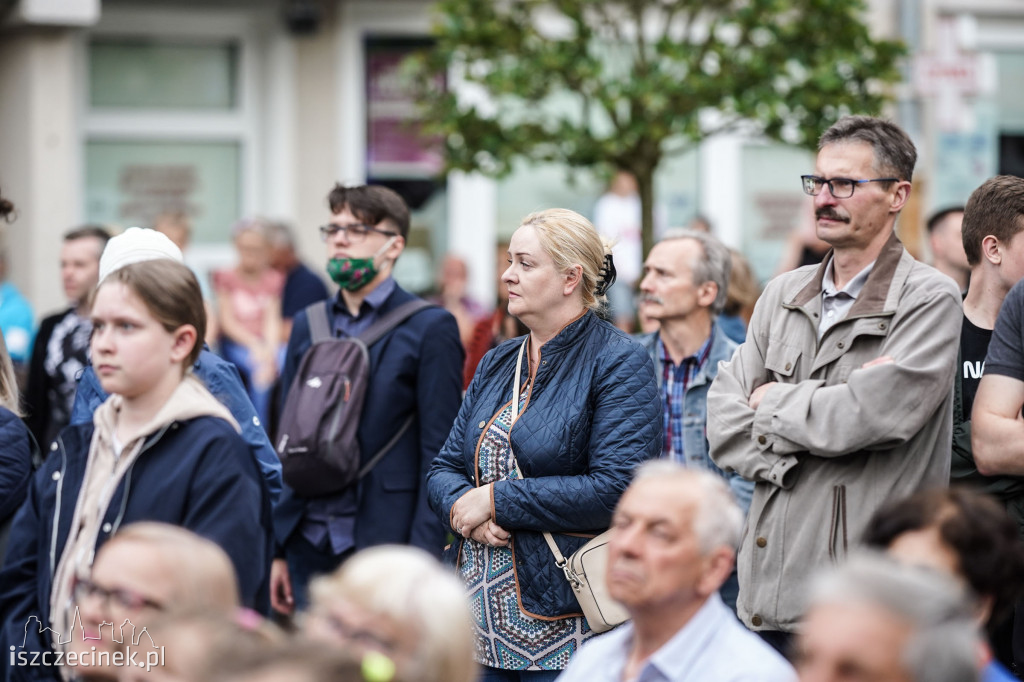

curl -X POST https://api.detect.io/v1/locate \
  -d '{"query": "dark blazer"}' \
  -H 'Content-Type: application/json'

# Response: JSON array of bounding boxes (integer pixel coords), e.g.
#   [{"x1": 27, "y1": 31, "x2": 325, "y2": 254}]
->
[
  {"x1": 427, "y1": 310, "x2": 662, "y2": 617},
  {"x1": 0, "y1": 417, "x2": 271, "y2": 680},
  {"x1": 273, "y1": 284, "x2": 464, "y2": 556}
]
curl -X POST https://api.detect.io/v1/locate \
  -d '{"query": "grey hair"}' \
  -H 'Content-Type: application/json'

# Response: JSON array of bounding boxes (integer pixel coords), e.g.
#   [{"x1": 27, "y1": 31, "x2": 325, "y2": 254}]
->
[
  {"x1": 818, "y1": 115, "x2": 917, "y2": 183},
  {"x1": 266, "y1": 221, "x2": 296, "y2": 250},
  {"x1": 657, "y1": 229, "x2": 732, "y2": 316},
  {"x1": 632, "y1": 461, "x2": 743, "y2": 553},
  {"x1": 808, "y1": 552, "x2": 980, "y2": 682}
]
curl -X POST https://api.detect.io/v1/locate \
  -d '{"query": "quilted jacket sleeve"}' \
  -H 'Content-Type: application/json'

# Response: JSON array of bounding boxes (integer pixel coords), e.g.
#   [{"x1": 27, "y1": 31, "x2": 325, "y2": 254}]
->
[
  {"x1": 492, "y1": 339, "x2": 662, "y2": 532},
  {"x1": 426, "y1": 348, "x2": 493, "y2": 531},
  {"x1": 407, "y1": 310, "x2": 464, "y2": 553}
]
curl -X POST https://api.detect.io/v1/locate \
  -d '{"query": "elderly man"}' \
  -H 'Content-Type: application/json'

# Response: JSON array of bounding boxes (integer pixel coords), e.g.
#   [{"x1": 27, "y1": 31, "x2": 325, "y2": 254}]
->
[
  {"x1": 557, "y1": 462, "x2": 795, "y2": 682},
  {"x1": 796, "y1": 553, "x2": 980, "y2": 682},
  {"x1": 707, "y1": 115, "x2": 962, "y2": 652},
  {"x1": 636, "y1": 229, "x2": 754, "y2": 513}
]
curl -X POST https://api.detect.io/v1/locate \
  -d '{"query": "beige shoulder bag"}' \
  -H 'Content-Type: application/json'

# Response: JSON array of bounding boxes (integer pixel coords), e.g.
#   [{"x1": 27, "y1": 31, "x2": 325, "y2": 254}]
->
[{"x1": 510, "y1": 338, "x2": 629, "y2": 634}]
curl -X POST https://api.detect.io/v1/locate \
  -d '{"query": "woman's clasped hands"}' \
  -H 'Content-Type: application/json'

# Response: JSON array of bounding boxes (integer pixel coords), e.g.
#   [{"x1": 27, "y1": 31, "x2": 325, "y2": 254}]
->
[{"x1": 451, "y1": 484, "x2": 512, "y2": 547}]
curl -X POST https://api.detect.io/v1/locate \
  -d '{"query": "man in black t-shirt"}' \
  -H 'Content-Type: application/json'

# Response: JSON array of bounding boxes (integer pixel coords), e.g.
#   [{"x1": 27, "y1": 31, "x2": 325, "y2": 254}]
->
[{"x1": 962, "y1": 175, "x2": 1024, "y2": 673}]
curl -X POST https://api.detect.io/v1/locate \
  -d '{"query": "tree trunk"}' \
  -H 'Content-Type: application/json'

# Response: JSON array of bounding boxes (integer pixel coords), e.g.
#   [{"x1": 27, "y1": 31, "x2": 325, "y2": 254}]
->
[{"x1": 635, "y1": 168, "x2": 656, "y2": 264}]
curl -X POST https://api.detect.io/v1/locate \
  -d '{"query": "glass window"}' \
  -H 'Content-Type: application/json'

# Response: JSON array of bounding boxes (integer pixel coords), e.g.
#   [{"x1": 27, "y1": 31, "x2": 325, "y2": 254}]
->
[
  {"x1": 89, "y1": 40, "x2": 238, "y2": 110},
  {"x1": 84, "y1": 140, "x2": 241, "y2": 243}
]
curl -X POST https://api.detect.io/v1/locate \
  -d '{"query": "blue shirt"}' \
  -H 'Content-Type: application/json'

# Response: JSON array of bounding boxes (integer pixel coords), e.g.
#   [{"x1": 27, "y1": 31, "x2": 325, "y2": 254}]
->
[
  {"x1": 0, "y1": 281, "x2": 35, "y2": 364},
  {"x1": 300, "y1": 277, "x2": 396, "y2": 556},
  {"x1": 556, "y1": 595, "x2": 796, "y2": 682}
]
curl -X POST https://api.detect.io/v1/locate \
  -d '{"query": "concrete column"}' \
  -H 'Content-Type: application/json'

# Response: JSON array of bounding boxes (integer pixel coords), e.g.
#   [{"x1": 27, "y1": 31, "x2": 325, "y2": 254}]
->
[
  {"x1": 699, "y1": 134, "x2": 744, "y2": 249},
  {"x1": 0, "y1": 30, "x2": 81, "y2": 317}
]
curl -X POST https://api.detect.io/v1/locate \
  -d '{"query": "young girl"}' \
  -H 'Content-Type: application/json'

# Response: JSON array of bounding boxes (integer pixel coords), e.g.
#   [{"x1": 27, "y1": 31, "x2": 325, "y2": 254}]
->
[{"x1": 0, "y1": 259, "x2": 271, "y2": 669}]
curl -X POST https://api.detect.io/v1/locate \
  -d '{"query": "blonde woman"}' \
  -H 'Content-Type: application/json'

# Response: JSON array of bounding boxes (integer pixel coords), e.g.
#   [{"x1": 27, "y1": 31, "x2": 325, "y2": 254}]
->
[
  {"x1": 427, "y1": 209, "x2": 662, "y2": 680},
  {"x1": 304, "y1": 545, "x2": 476, "y2": 682}
]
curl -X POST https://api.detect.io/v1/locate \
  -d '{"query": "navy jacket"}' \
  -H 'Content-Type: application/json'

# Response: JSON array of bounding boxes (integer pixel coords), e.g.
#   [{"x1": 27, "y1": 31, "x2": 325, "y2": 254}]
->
[
  {"x1": 71, "y1": 349, "x2": 284, "y2": 506},
  {"x1": 0, "y1": 417, "x2": 271, "y2": 680},
  {"x1": 427, "y1": 311, "x2": 661, "y2": 618},
  {"x1": 273, "y1": 284, "x2": 464, "y2": 556},
  {"x1": 0, "y1": 408, "x2": 32, "y2": 524}
]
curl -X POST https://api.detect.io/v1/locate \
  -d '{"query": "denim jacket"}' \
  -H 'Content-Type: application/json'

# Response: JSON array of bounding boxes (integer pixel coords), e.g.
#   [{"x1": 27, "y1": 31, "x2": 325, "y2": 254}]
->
[{"x1": 637, "y1": 323, "x2": 753, "y2": 514}]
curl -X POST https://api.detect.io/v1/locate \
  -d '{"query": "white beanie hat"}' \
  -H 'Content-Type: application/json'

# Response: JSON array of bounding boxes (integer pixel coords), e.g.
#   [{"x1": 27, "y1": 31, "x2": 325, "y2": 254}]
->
[{"x1": 99, "y1": 227, "x2": 184, "y2": 282}]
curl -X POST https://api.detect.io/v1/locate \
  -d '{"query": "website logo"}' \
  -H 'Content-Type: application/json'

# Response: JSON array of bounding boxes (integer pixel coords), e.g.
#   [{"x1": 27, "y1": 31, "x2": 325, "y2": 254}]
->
[{"x1": 10, "y1": 608, "x2": 165, "y2": 673}]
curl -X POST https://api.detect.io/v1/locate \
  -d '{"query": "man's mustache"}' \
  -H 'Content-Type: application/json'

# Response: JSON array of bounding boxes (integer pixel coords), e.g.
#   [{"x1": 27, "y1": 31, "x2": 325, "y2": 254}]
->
[
  {"x1": 639, "y1": 294, "x2": 663, "y2": 305},
  {"x1": 816, "y1": 208, "x2": 850, "y2": 223}
]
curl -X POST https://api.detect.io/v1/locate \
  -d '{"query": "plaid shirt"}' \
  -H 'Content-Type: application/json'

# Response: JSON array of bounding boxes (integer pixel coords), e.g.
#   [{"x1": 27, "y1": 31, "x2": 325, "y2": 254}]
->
[{"x1": 660, "y1": 333, "x2": 714, "y2": 462}]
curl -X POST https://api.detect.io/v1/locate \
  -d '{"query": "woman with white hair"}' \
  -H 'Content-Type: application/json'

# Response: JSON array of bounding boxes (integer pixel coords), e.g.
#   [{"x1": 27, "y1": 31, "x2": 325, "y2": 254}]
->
[{"x1": 303, "y1": 545, "x2": 475, "y2": 682}]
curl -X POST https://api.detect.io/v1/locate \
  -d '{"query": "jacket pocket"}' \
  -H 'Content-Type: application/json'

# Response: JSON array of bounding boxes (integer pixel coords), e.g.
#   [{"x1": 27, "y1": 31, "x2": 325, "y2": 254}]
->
[
  {"x1": 764, "y1": 342, "x2": 801, "y2": 380},
  {"x1": 829, "y1": 484, "x2": 848, "y2": 563}
]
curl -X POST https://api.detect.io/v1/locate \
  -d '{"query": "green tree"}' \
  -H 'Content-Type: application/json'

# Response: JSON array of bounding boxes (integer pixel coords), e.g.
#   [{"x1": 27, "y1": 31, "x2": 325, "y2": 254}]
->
[{"x1": 410, "y1": 0, "x2": 905, "y2": 256}]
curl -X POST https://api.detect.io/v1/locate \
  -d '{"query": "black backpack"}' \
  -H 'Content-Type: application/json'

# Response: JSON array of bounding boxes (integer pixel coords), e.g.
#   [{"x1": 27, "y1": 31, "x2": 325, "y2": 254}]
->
[{"x1": 276, "y1": 298, "x2": 432, "y2": 497}]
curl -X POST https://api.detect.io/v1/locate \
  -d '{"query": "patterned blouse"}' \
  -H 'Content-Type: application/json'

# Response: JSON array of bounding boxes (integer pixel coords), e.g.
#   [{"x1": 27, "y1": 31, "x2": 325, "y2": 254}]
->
[{"x1": 458, "y1": 383, "x2": 597, "y2": 670}]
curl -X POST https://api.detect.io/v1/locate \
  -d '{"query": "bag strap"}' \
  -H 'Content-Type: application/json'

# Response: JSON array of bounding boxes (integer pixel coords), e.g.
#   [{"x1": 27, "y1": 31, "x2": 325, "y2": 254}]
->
[
  {"x1": 305, "y1": 301, "x2": 332, "y2": 344},
  {"x1": 358, "y1": 299, "x2": 433, "y2": 347},
  {"x1": 510, "y1": 337, "x2": 569, "y2": 569},
  {"x1": 357, "y1": 413, "x2": 415, "y2": 480},
  {"x1": 349, "y1": 300, "x2": 432, "y2": 478}
]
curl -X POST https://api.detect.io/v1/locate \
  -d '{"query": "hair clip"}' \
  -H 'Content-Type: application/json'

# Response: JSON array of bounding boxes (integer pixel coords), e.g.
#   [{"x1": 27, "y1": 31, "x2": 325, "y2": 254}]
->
[{"x1": 594, "y1": 252, "x2": 617, "y2": 297}]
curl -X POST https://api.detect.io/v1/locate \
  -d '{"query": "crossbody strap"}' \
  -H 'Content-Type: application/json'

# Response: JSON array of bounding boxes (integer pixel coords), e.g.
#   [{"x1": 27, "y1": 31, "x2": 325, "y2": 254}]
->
[
  {"x1": 358, "y1": 299, "x2": 433, "y2": 347},
  {"x1": 510, "y1": 336, "x2": 569, "y2": 568}
]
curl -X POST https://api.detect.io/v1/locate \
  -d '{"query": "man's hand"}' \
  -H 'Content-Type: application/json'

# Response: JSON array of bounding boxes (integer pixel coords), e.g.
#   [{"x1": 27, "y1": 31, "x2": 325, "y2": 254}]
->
[
  {"x1": 748, "y1": 382, "x2": 777, "y2": 410},
  {"x1": 451, "y1": 485, "x2": 493, "y2": 538},
  {"x1": 270, "y1": 558, "x2": 294, "y2": 615}
]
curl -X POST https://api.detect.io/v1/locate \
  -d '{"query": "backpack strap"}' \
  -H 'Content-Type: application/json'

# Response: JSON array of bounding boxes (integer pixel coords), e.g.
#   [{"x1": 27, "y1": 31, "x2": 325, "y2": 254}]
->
[
  {"x1": 350, "y1": 300, "x2": 433, "y2": 478},
  {"x1": 305, "y1": 300, "x2": 333, "y2": 344},
  {"x1": 358, "y1": 299, "x2": 434, "y2": 347},
  {"x1": 357, "y1": 413, "x2": 416, "y2": 480}
]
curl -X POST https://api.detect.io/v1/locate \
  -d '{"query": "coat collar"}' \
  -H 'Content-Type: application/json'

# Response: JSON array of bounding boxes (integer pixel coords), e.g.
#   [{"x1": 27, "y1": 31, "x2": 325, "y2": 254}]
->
[{"x1": 788, "y1": 230, "x2": 905, "y2": 317}]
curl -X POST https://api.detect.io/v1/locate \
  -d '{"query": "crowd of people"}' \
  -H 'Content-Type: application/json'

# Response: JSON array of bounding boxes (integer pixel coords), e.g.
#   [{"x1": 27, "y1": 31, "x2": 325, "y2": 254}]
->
[{"x1": 0, "y1": 113, "x2": 1023, "y2": 682}]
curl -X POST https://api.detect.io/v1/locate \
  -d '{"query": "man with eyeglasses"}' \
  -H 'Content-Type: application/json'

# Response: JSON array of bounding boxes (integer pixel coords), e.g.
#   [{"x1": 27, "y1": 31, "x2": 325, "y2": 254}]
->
[
  {"x1": 707, "y1": 116, "x2": 961, "y2": 655},
  {"x1": 269, "y1": 184, "x2": 464, "y2": 617}
]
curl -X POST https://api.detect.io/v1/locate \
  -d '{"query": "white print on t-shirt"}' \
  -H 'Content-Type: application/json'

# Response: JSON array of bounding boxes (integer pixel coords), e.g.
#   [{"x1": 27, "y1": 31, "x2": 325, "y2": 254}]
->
[{"x1": 963, "y1": 360, "x2": 984, "y2": 379}]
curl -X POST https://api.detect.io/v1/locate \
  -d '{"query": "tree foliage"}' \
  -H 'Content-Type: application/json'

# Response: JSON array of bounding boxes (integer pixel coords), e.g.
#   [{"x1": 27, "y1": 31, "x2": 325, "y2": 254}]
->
[{"x1": 410, "y1": 0, "x2": 905, "y2": 255}]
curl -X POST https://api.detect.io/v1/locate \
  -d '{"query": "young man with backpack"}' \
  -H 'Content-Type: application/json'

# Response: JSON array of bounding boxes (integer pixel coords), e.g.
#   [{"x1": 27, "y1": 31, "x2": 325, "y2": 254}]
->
[{"x1": 270, "y1": 184, "x2": 464, "y2": 614}]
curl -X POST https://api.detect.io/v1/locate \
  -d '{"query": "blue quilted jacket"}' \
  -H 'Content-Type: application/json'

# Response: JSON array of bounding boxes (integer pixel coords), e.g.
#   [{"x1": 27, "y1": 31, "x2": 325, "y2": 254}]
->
[{"x1": 427, "y1": 310, "x2": 661, "y2": 618}]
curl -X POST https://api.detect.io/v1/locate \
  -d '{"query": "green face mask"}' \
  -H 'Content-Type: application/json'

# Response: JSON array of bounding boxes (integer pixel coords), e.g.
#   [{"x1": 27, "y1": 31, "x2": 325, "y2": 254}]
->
[{"x1": 327, "y1": 237, "x2": 395, "y2": 292}]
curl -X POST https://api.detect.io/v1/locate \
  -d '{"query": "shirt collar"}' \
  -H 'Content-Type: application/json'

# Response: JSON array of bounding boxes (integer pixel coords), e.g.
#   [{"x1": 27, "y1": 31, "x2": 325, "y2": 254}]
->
[
  {"x1": 657, "y1": 326, "x2": 715, "y2": 369},
  {"x1": 332, "y1": 276, "x2": 396, "y2": 318},
  {"x1": 821, "y1": 256, "x2": 875, "y2": 300},
  {"x1": 646, "y1": 595, "x2": 729, "y2": 678}
]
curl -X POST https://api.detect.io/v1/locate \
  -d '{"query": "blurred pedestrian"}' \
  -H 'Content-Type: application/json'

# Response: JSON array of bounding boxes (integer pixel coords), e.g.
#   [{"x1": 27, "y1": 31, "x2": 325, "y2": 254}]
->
[
  {"x1": 862, "y1": 487, "x2": 1024, "y2": 681},
  {"x1": 304, "y1": 545, "x2": 475, "y2": 682},
  {"x1": 427, "y1": 208, "x2": 661, "y2": 679},
  {"x1": 431, "y1": 253, "x2": 488, "y2": 348},
  {"x1": 0, "y1": 331, "x2": 31, "y2": 568},
  {"x1": 594, "y1": 171, "x2": 643, "y2": 332},
  {"x1": 927, "y1": 206, "x2": 970, "y2": 293},
  {"x1": 718, "y1": 248, "x2": 760, "y2": 344},
  {"x1": 24, "y1": 226, "x2": 109, "y2": 448},
  {"x1": 267, "y1": 220, "x2": 328, "y2": 344},
  {"x1": 795, "y1": 553, "x2": 980, "y2": 682},
  {"x1": 0, "y1": 188, "x2": 33, "y2": 373},
  {"x1": 214, "y1": 218, "x2": 285, "y2": 427}
]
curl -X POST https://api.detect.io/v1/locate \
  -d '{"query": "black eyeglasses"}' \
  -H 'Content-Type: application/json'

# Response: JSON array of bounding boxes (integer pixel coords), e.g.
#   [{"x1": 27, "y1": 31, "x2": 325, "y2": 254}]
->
[
  {"x1": 319, "y1": 223, "x2": 398, "y2": 243},
  {"x1": 72, "y1": 576, "x2": 165, "y2": 612},
  {"x1": 801, "y1": 175, "x2": 899, "y2": 199}
]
